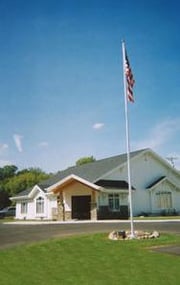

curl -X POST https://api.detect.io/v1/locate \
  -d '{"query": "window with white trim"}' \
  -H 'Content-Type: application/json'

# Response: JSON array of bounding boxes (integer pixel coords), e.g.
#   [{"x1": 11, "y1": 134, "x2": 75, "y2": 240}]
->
[
  {"x1": 21, "y1": 202, "x2": 27, "y2": 214},
  {"x1": 108, "y1": 194, "x2": 120, "y2": 211},
  {"x1": 156, "y1": 191, "x2": 172, "y2": 209},
  {"x1": 36, "y1": 197, "x2": 44, "y2": 214}
]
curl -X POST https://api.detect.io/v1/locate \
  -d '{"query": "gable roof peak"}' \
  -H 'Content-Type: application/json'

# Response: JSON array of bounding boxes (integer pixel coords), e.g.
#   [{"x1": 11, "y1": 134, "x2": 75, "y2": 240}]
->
[{"x1": 40, "y1": 148, "x2": 148, "y2": 189}]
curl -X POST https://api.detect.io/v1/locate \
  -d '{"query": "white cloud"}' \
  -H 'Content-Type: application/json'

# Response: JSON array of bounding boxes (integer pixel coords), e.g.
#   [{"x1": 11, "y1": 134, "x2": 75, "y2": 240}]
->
[
  {"x1": 38, "y1": 141, "x2": 49, "y2": 147},
  {"x1": 0, "y1": 159, "x2": 12, "y2": 167},
  {"x1": 13, "y1": 134, "x2": 23, "y2": 152},
  {"x1": 0, "y1": 143, "x2": 8, "y2": 154},
  {"x1": 92, "y1": 123, "x2": 105, "y2": 130},
  {"x1": 132, "y1": 118, "x2": 180, "y2": 150}
]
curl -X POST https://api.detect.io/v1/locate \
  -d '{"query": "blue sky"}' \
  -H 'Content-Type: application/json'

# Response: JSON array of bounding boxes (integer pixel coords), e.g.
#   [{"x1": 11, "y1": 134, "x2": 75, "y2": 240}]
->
[{"x1": 0, "y1": 0, "x2": 180, "y2": 172}]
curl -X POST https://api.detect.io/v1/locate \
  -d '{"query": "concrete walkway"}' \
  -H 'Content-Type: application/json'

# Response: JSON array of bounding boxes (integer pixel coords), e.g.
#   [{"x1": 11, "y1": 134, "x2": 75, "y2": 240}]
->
[{"x1": 4, "y1": 218, "x2": 180, "y2": 225}]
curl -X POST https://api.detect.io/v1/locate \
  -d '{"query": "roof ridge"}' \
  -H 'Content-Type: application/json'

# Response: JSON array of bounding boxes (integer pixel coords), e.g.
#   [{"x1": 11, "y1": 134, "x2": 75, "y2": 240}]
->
[
  {"x1": 53, "y1": 148, "x2": 148, "y2": 173},
  {"x1": 72, "y1": 147, "x2": 148, "y2": 168}
]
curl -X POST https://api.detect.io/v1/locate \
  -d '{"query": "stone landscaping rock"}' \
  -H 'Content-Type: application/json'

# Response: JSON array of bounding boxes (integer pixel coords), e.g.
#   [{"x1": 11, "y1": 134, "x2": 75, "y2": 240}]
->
[{"x1": 108, "y1": 230, "x2": 160, "y2": 240}]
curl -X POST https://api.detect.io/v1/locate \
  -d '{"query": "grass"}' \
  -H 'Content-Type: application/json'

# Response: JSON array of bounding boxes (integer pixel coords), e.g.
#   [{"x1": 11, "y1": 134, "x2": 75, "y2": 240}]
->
[
  {"x1": 0, "y1": 233, "x2": 180, "y2": 285},
  {"x1": 0, "y1": 217, "x2": 15, "y2": 223}
]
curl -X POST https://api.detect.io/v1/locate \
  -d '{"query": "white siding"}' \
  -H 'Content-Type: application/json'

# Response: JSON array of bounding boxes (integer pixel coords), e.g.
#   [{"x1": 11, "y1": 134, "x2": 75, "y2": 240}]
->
[
  {"x1": 15, "y1": 191, "x2": 57, "y2": 220},
  {"x1": 47, "y1": 196, "x2": 57, "y2": 219},
  {"x1": 151, "y1": 180, "x2": 180, "y2": 214},
  {"x1": 102, "y1": 151, "x2": 180, "y2": 215}
]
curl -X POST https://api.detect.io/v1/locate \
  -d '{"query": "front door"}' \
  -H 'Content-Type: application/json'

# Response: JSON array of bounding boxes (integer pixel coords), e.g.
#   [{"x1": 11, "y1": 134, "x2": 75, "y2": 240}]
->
[{"x1": 72, "y1": 195, "x2": 91, "y2": 220}]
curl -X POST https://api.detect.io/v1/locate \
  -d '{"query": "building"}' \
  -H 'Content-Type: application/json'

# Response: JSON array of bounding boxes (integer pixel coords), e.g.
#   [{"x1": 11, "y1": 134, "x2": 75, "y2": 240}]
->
[{"x1": 11, "y1": 148, "x2": 180, "y2": 220}]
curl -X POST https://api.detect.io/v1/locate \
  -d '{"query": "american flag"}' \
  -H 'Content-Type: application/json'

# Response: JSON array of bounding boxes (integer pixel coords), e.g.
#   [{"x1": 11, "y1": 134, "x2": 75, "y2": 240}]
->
[{"x1": 125, "y1": 50, "x2": 135, "y2": 102}]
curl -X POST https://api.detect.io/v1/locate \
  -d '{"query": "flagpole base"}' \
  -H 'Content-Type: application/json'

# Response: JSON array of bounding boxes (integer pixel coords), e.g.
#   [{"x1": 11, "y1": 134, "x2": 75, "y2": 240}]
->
[{"x1": 128, "y1": 233, "x2": 136, "y2": 239}]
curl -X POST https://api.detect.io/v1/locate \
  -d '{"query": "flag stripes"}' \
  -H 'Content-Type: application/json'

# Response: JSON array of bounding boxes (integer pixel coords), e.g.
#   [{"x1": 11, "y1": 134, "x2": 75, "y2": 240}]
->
[{"x1": 125, "y1": 50, "x2": 135, "y2": 102}]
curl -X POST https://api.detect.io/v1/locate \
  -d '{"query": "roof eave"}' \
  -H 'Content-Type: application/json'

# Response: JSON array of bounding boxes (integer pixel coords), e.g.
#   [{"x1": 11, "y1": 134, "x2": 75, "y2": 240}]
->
[
  {"x1": 148, "y1": 177, "x2": 180, "y2": 191},
  {"x1": 10, "y1": 195, "x2": 28, "y2": 201},
  {"x1": 46, "y1": 174, "x2": 103, "y2": 193}
]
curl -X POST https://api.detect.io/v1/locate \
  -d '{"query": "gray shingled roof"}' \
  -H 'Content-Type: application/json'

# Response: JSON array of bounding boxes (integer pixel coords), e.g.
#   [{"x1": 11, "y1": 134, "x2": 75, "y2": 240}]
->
[
  {"x1": 39, "y1": 148, "x2": 147, "y2": 189},
  {"x1": 146, "y1": 176, "x2": 166, "y2": 189},
  {"x1": 12, "y1": 186, "x2": 34, "y2": 198},
  {"x1": 13, "y1": 148, "x2": 147, "y2": 198}
]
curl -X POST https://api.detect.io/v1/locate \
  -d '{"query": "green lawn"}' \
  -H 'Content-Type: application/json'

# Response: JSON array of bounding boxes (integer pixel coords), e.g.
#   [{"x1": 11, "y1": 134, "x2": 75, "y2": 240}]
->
[{"x1": 1, "y1": 233, "x2": 180, "y2": 285}]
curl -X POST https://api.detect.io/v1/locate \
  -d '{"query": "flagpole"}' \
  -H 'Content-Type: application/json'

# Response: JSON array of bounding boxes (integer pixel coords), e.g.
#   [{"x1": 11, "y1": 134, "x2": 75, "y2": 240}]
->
[{"x1": 122, "y1": 41, "x2": 135, "y2": 238}]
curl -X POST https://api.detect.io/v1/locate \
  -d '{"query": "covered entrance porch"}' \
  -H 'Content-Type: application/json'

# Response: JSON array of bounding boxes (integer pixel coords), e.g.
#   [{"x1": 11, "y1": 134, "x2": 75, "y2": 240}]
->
[{"x1": 50, "y1": 174, "x2": 102, "y2": 221}]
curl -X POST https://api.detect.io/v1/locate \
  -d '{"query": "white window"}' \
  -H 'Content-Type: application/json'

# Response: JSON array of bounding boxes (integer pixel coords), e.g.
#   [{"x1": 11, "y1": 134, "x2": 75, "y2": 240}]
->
[
  {"x1": 21, "y1": 202, "x2": 27, "y2": 214},
  {"x1": 156, "y1": 191, "x2": 172, "y2": 209},
  {"x1": 36, "y1": 197, "x2": 44, "y2": 214},
  {"x1": 108, "y1": 194, "x2": 120, "y2": 211}
]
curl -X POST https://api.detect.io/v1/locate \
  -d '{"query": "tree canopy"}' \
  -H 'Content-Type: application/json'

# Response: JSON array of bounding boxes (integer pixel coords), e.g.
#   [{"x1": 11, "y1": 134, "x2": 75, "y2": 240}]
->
[
  {"x1": 0, "y1": 165, "x2": 18, "y2": 180},
  {"x1": 76, "y1": 156, "x2": 96, "y2": 166},
  {"x1": 0, "y1": 165, "x2": 51, "y2": 209}
]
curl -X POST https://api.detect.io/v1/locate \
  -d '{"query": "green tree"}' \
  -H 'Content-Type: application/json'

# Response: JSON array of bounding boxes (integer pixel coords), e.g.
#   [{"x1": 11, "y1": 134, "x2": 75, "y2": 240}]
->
[
  {"x1": 0, "y1": 165, "x2": 18, "y2": 180},
  {"x1": 3, "y1": 168, "x2": 51, "y2": 196},
  {"x1": 76, "y1": 156, "x2": 96, "y2": 166},
  {"x1": 0, "y1": 166, "x2": 51, "y2": 208},
  {"x1": 0, "y1": 189, "x2": 10, "y2": 209}
]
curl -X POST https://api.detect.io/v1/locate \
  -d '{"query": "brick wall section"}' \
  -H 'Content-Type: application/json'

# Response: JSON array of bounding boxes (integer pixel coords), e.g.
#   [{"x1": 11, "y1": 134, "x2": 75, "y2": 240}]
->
[{"x1": 65, "y1": 211, "x2": 71, "y2": 220}]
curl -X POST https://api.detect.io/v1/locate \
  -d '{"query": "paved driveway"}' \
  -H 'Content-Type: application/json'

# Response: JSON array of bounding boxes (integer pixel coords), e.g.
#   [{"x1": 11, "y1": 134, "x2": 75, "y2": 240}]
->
[{"x1": 0, "y1": 220, "x2": 179, "y2": 249}]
